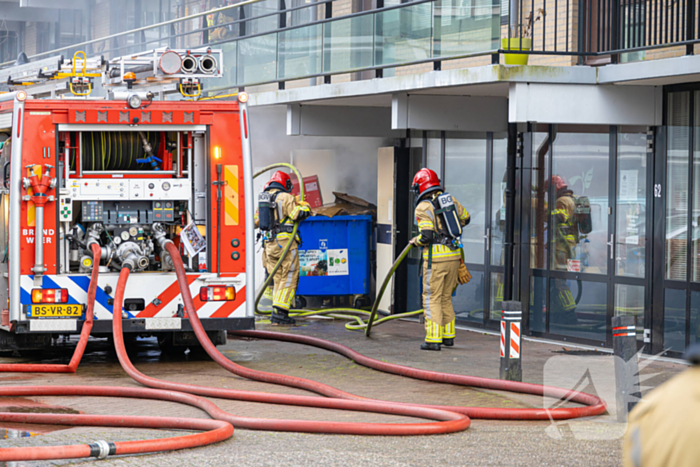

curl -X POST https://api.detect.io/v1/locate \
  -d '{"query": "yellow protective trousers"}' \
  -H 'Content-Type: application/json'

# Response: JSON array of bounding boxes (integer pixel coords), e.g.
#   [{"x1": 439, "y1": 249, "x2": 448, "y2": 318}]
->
[
  {"x1": 422, "y1": 259, "x2": 459, "y2": 343},
  {"x1": 442, "y1": 319, "x2": 456, "y2": 339},
  {"x1": 264, "y1": 238, "x2": 299, "y2": 311}
]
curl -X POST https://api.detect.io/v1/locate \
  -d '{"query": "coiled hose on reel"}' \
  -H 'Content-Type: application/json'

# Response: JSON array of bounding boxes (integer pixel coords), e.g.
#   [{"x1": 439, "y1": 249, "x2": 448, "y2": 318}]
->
[{"x1": 78, "y1": 132, "x2": 162, "y2": 171}]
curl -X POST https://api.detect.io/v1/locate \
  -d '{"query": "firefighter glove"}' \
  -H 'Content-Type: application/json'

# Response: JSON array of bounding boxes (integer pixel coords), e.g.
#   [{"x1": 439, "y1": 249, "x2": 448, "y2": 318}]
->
[{"x1": 458, "y1": 262, "x2": 472, "y2": 285}]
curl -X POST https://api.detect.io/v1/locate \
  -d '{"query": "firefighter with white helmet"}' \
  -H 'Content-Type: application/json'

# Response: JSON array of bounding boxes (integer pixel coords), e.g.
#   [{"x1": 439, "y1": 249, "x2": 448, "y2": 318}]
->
[
  {"x1": 411, "y1": 168, "x2": 471, "y2": 351},
  {"x1": 257, "y1": 171, "x2": 311, "y2": 324}
]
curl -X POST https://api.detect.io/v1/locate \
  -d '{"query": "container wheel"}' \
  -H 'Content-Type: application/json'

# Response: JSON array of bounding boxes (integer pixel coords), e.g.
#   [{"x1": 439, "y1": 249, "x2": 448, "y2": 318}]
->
[
  {"x1": 295, "y1": 296, "x2": 307, "y2": 310},
  {"x1": 353, "y1": 295, "x2": 369, "y2": 309}
]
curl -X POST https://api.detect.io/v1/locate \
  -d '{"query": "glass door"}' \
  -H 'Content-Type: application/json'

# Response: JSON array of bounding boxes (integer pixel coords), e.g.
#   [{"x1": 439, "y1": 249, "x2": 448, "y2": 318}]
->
[
  {"x1": 525, "y1": 124, "x2": 651, "y2": 348},
  {"x1": 443, "y1": 132, "x2": 505, "y2": 329},
  {"x1": 612, "y1": 128, "x2": 650, "y2": 348}
]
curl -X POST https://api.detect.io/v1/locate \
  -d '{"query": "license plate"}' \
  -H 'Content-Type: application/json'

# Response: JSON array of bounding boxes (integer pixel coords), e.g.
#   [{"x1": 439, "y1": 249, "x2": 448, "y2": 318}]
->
[{"x1": 28, "y1": 304, "x2": 83, "y2": 318}]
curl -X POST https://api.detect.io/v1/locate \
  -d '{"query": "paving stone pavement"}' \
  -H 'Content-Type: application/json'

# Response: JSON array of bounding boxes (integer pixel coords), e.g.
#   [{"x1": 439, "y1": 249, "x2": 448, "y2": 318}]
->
[{"x1": 0, "y1": 319, "x2": 688, "y2": 466}]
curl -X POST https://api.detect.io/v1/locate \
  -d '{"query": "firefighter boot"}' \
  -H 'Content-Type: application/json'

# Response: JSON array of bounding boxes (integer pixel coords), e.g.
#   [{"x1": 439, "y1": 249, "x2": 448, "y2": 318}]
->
[
  {"x1": 271, "y1": 307, "x2": 296, "y2": 325},
  {"x1": 441, "y1": 320, "x2": 456, "y2": 347},
  {"x1": 420, "y1": 342, "x2": 441, "y2": 351},
  {"x1": 422, "y1": 319, "x2": 442, "y2": 351}
]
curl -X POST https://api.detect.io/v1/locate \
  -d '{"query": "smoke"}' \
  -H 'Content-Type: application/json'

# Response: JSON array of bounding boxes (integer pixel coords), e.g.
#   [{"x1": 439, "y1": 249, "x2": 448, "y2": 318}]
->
[
  {"x1": 248, "y1": 105, "x2": 392, "y2": 289},
  {"x1": 249, "y1": 106, "x2": 390, "y2": 205}
]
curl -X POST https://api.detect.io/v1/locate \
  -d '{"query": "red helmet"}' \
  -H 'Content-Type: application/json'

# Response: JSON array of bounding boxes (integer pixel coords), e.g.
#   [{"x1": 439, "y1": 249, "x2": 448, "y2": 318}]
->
[
  {"x1": 545, "y1": 175, "x2": 568, "y2": 192},
  {"x1": 412, "y1": 168, "x2": 442, "y2": 198},
  {"x1": 265, "y1": 171, "x2": 293, "y2": 192}
]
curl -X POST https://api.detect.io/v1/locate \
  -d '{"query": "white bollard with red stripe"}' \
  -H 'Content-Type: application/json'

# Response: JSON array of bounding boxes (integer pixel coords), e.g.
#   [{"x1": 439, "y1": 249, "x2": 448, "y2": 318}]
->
[
  {"x1": 612, "y1": 314, "x2": 640, "y2": 422},
  {"x1": 499, "y1": 301, "x2": 522, "y2": 382}
]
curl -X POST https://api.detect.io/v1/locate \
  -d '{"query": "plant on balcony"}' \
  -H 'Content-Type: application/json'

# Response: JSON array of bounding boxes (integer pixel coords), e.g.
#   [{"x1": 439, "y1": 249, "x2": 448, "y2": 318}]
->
[{"x1": 502, "y1": 8, "x2": 546, "y2": 65}]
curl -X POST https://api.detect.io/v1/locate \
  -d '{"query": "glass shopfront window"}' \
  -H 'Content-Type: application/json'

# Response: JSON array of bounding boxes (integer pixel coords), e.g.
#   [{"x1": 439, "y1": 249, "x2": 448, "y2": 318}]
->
[
  {"x1": 616, "y1": 131, "x2": 648, "y2": 278},
  {"x1": 657, "y1": 88, "x2": 700, "y2": 356},
  {"x1": 491, "y1": 137, "x2": 507, "y2": 266},
  {"x1": 666, "y1": 92, "x2": 690, "y2": 282},
  {"x1": 693, "y1": 91, "x2": 700, "y2": 282},
  {"x1": 550, "y1": 131, "x2": 610, "y2": 275},
  {"x1": 530, "y1": 129, "x2": 550, "y2": 270},
  {"x1": 445, "y1": 136, "x2": 487, "y2": 264}
]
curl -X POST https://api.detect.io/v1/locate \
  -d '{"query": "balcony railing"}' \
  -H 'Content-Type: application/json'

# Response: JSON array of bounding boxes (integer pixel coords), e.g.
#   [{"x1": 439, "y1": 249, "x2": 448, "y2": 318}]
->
[
  {"x1": 503, "y1": 0, "x2": 699, "y2": 58},
  {"x1": 1, "y1": 0, "x2": 698, "y2": 93}
]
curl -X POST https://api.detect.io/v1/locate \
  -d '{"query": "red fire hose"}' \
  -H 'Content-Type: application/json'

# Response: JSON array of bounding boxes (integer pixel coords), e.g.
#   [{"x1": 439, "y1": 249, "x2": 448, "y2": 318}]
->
[
  {"x1": 0, "y1": 386, "x2": 233, "y2": 462},
  {"x1": 0, "y1": 243, "x2": 101, "y2": 373},
  {"x1": 112, "y1": 264, "x2": 471, "y2": 435},
  {"x1": 232, "y1": 330, "x2": 605, "y2": 420},
  {"x1": 0, "y1": 245, "x2": 234, "y2": 462},
  {"x1": 162, "y1": 241, "x2": 605, "y2": 422},
  {"x1": 0, "y1": 241, "x2": 605, "y2": 462}
]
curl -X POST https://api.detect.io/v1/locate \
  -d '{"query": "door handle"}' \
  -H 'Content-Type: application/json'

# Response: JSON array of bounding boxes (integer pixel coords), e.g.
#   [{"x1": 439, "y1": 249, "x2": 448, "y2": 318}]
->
[
  {"x1": 607, "y1": 234, "x2": 614, "y2": 260},
  {"x1": 484, "y1": 228, "x2": 490, "y2": 251}
]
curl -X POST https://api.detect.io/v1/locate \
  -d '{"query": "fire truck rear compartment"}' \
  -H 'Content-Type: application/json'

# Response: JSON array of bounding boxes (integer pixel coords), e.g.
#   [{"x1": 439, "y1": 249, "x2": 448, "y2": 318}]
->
[{"x1": 60, "y1": 129, "x2": 196, "y2": 275}]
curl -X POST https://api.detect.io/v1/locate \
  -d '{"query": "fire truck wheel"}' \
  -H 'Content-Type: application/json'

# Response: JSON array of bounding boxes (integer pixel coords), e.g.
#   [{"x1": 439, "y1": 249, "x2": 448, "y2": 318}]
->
[{"x1": 157, "y1": 333, "x2": 187, "y2": 357}]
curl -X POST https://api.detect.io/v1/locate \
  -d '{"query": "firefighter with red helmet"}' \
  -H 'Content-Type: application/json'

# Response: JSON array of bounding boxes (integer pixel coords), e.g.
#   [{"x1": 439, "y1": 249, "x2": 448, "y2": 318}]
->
[
  {"x1": 411, "y1": 168, "x2": 471, "y2": 351},
  {"x1": 257, "y1": 171, "x2": 311, "y2": 324},
  {"x1": 548, "y1": 174, "x2": 585, "y2": 325}
]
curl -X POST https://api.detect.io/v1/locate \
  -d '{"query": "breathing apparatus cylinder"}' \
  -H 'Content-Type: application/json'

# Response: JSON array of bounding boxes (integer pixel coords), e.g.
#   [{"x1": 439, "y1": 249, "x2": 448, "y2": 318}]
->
[
  {"x1": 257, "y1": 191, "x2": 276, "y2": 232},
  {"x1": 435, "y1": 193, "x2": 462, "y2": 240},
  {"x1": 575, "y1": 195, "x2": 593, "y2": 235}
]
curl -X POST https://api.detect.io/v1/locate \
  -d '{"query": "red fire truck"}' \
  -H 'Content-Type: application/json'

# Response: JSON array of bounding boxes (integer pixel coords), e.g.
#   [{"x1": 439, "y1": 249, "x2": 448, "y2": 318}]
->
[{"x1": 0, "y1": 49, "x2": 256, "y2": 354}]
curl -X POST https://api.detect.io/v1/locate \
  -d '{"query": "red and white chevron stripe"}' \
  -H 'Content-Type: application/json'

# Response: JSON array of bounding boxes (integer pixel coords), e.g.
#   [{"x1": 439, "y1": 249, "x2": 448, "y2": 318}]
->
[
  {"x1": 500, "y1": 321, "x2": 506, "y2": 357},
  {"x1": 509, "y1": 322, "x2": 521, "y2": 359}
]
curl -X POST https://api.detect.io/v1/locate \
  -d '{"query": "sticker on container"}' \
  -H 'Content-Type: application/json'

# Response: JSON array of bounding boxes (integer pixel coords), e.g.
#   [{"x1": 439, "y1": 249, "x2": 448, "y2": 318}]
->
[
  {"x1": 328, "y1": 249, "x2": 349, "y2": 276},
  {"x1": 567, "y1": 259, "x2": 581, "y2": 273},
  {"x1": 181, "y1": 222, "x2": 206, "y2": 257},
  {"x1": 319, "y1": 239, "x2": 328, "y2": 250},
  {"x1": 299, "y1": 250, "x2": 328, "y2": 277}
]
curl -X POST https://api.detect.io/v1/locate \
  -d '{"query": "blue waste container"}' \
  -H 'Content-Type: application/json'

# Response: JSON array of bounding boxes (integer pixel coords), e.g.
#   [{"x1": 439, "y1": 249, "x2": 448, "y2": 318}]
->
[{"x1": 296, "y1": 215, "x2": 372, "y2": 297}]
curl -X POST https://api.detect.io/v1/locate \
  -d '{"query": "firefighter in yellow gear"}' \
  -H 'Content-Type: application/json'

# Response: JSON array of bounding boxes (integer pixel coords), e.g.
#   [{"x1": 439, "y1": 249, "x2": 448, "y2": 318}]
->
[
  {"x1": 258, "y1": 171, "x2": 310, "y2": 325},
  {"x1": 209, "y1": 2, "x2": 236, "y2": 42},
  {"x1": 411, "y1": 168, "x2": 470, "y2": 351},
  {"x1": 549, "y1": 175, "x2": 579, "y2": 325},
  {"x1": 623, "y1": 344, "x2": 700, "y2": 467}
]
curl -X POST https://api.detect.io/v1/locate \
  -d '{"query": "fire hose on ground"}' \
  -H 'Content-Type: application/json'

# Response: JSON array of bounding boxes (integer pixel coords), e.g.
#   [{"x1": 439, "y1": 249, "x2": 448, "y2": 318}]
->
[
  {"x1": 0, "y1": 244, "x2": 233, "y2": 462},
  {"x1": 0, "y1": 169, "x2": 607, "y2": 463}
]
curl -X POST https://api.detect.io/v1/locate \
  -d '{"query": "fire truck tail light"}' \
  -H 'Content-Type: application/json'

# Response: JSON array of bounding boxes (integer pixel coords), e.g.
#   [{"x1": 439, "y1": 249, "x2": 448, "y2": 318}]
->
[
  {"x1": 213, "y1": 146, "x2": 221, "y2": 159},
  {"x1": 199, "y1": 286, "x2": 235, "y2": 302},
  {"x1": 31, "y1": 289, "x2": 69, "y2": 304}
]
